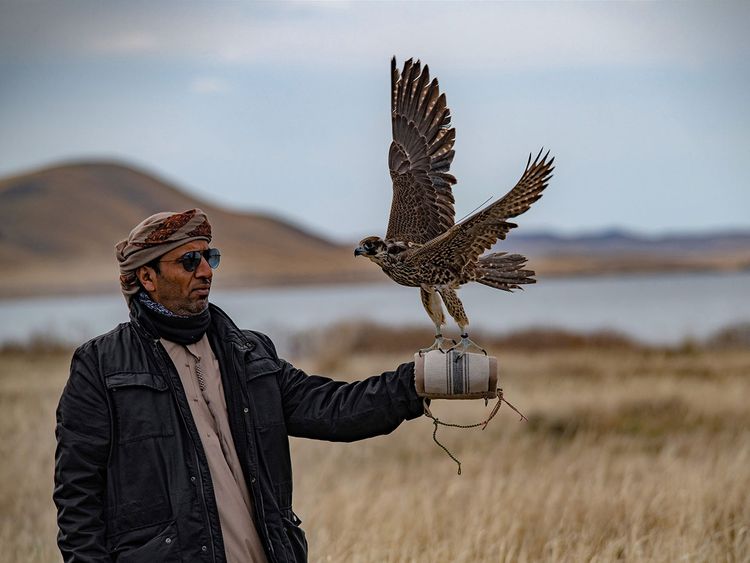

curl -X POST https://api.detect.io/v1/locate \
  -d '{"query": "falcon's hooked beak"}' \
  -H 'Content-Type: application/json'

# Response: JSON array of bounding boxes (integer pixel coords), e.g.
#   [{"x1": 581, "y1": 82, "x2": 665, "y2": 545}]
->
[{"x1": 355, "y1": 237, "x2": 383, "y2": 257}]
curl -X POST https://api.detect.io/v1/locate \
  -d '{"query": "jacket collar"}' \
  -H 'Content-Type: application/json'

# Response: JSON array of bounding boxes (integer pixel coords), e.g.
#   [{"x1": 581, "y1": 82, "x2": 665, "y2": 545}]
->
[{"x1": 206, "y1": 303, "x2": 256, "y2": 353}]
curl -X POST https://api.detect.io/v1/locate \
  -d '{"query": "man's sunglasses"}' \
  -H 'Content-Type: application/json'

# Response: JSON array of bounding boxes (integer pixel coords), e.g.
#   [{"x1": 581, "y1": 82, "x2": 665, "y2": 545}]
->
[{"x1": 160, "y1": 248, "x2": 221, "y2": 272}]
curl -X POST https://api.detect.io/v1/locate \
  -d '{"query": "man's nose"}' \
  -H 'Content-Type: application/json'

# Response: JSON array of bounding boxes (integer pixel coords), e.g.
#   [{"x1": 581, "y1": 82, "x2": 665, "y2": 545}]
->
[{"x1": 195, "y1": 255, "x2": 213, "y2": 279}]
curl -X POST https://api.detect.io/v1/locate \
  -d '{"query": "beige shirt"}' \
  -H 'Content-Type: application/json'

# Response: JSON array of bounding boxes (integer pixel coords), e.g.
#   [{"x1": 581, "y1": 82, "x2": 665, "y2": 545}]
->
[{"x1": 162, "y1": 335, "x2": 267, "y2": 563}]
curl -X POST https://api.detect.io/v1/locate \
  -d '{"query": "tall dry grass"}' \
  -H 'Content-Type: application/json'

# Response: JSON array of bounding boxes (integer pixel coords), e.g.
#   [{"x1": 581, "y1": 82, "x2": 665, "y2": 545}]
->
[
  {"x1": 1, "y1": 325, "x2": 748, "y2": 562},
  {"x1": 291, "y1": 324, "x2": 750, "y2": 562},
  {"x1": 0, "y1": 347, "x2": 69, "y2": 563}
]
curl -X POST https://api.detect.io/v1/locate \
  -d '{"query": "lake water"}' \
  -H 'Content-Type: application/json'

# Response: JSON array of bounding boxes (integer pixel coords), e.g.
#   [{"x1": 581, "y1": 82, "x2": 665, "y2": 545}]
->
[{"x1": 1, "y1": 272, "x2": 748, "y2": 351}]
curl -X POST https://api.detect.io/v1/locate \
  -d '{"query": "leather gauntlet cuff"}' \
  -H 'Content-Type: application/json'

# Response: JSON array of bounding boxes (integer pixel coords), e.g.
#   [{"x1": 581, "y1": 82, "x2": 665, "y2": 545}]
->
[{"x1": 414, "y1": 350, "x2": 498, "y2": 400}]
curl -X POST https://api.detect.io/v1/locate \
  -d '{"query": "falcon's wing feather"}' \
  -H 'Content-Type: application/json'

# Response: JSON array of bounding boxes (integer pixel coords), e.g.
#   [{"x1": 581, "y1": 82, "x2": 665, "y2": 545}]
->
[
  {"x1": 387, "y1": 57, "x2": 457, "y2": 245},
  {"x1": 408, "y1": 150, "x2": 554, "y2": 270}
]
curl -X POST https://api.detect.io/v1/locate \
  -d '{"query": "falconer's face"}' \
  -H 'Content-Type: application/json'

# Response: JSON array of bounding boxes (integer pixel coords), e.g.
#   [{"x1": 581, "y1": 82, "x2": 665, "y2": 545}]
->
[{"x1": 137, "y1": 240, "x2": 213, "y2": 316}]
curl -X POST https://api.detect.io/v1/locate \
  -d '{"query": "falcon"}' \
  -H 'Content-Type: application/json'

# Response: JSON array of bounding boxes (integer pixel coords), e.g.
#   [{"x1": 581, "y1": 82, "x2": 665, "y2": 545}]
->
[{"x1": 355, "y1": 57, "x2": 554, "y2": 354}]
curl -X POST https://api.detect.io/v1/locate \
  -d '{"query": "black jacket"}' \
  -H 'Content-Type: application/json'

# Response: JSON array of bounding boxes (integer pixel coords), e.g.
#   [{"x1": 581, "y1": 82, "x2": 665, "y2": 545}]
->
[{"x1": 54, "y1": 304, "x2": 424, "y2": 562}]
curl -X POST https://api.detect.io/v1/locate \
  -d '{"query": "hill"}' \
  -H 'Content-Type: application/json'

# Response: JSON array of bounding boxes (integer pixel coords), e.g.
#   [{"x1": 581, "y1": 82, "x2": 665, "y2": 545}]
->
[
  {"x1": 1, "y1": 160, "x2": 749, "y2": 298},
  {"x1": 0, "y1": 160, "x2": 379, "y2": 297}
]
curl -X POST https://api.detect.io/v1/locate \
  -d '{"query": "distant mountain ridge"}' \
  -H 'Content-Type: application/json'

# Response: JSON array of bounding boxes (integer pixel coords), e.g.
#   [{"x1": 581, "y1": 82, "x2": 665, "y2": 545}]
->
[
  {"x1": 1, "y1": 160, "x2": 748, "y2": 298},
  {"x1": 501, "y1": 228, "x2": 750, "y2": 277},
  {"x1": 507, "y1": 228, "x2": 750, "y2": 257}
]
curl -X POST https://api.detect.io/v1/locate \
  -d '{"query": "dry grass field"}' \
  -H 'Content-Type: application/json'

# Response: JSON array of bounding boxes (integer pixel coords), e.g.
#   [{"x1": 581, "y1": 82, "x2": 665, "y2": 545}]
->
[{"x1": 1, "y1": 326, "x2": 748, "y2": 562}]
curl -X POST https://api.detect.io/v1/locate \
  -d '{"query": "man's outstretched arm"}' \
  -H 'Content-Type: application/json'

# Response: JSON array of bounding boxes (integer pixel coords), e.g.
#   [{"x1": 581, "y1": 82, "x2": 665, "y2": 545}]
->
[
  {"x1": 280, "y1": 360, "x2": 423, "y2": 441},
  {"x1": 54, "y1": 346, "x2": 111, "y2": 562},
  {"x1": 251, "y1": 332, "x2": 424, "y2": 441}
]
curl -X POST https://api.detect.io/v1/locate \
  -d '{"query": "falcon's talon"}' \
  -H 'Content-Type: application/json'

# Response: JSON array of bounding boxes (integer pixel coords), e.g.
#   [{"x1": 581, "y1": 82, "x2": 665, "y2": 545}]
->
[
  {"x1": 448, "y1": 334, "x2": 487, "y2": 357},
  {"x1": 418, "y1": 334, "x2": 453, "y2": 355}
]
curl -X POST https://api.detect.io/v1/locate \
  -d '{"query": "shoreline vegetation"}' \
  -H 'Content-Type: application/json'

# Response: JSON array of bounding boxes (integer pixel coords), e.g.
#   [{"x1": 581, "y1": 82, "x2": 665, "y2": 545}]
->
[
  {"x1": 1, "y1": 323, "x2": 748, "y2": 561},
  {"x1": 3, "y1": 320, "x2": 747, "y2": 356}
]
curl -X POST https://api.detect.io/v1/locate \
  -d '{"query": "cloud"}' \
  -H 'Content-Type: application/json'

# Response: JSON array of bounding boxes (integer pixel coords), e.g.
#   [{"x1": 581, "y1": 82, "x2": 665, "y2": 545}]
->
[
  {"x1": 1, "y1": 1, "x2": 747, "y2": 71},
  {"x1": 189, "y1": 77, "x2": 230, "y2": 94},
  {"x1": 90, "y1": 32, "x2": 158, "y2": 55}
]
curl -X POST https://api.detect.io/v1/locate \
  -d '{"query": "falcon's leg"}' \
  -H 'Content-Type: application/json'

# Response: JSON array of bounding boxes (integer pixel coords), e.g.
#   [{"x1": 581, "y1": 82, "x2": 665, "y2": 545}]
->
[
  {"x1": 418, "y1": 286, "x2": 453, "y2": 354},
  {"x1": 439, "y1": 287, "x2": 487, "y2": 356}
]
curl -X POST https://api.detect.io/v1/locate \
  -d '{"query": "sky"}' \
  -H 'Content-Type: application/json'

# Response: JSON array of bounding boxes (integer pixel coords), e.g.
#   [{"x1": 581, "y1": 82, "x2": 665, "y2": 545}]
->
[{"x1": 1, "y1": 1, "x2": 748, "y2": 242}]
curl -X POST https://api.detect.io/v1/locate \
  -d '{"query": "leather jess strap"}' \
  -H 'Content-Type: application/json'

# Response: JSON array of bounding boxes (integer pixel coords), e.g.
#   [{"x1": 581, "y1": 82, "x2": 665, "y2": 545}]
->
[{"x1": 413, "y1": 349, "x2": 527, "y2": 475}]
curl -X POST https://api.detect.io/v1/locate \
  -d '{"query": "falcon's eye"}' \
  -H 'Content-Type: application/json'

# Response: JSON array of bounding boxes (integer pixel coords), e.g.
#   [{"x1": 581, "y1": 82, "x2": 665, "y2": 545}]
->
[{"x1": 364, "y1": 241, "x2": 373, "y2": 251}]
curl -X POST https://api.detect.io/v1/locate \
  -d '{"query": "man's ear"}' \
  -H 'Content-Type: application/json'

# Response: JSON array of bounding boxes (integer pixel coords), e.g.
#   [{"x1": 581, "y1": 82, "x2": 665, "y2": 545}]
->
[{"x1": 136, "y1": 265, "x2": 158, "y2": 293}]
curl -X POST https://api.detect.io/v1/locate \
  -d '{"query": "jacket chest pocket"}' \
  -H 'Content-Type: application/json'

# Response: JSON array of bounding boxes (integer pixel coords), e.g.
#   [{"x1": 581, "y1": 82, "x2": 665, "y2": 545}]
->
[
  {"x1": 245, "y1": 358, "x2": 284, "y2": 427},
  {"x1": 106, "y1": 372, "x2": 175, "y2": 443}
]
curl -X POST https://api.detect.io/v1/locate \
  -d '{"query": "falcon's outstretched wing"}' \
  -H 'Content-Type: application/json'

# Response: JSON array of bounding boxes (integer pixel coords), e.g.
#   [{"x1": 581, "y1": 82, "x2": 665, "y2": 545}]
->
[
  {"x1": 407, "y1": 150, "x2": 554, "y2": 272},
  {"x1": 386, "y1": 57, "x2": 457, "y2": 245}
]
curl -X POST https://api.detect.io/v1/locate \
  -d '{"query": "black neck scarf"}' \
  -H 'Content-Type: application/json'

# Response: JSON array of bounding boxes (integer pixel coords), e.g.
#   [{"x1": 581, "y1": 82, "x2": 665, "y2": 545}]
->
[{"x1": 132, "y1": 291, "x2": 211, "y2": 345}]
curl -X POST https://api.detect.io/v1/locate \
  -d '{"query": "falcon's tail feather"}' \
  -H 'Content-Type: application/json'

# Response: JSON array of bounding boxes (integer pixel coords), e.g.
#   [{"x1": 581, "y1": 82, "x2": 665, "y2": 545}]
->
[{"x1": 475, "y1": 252, "x2": 536, "y2": 291}]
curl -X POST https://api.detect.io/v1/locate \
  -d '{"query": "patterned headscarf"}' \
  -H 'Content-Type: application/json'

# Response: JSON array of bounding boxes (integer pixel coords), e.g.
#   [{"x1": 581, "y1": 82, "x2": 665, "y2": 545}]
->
[{"x1": 115, "y1": 209, "x2": 212, "y2": 303}]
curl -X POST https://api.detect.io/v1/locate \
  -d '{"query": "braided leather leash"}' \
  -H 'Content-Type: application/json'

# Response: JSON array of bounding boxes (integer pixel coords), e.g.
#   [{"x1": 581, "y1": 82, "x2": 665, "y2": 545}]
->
[{"x1": 422, "y1": 390, "x2": 528, "y2": 475}]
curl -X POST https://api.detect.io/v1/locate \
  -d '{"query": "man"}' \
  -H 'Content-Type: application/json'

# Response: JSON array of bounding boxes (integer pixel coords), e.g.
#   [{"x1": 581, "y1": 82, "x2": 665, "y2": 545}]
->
[{"x1": 54, "y1": 209, "x2": 424, "y2": 563}]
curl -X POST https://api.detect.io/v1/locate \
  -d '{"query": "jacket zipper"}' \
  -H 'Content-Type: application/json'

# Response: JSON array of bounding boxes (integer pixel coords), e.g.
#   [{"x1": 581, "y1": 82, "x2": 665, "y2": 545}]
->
[
  {"x1": 232, "y1": 344, "x2": 277, "y2": 562},
  {"x1": 150, "y1": 339, "x2": 218, "y2": 563}
]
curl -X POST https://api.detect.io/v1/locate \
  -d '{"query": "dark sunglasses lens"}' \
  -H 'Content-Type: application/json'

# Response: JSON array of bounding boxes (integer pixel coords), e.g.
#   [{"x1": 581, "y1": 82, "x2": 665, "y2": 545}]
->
[
  {"x1": 177, "y1": 249, "x2": 220, "y2": 271},
  {"x1": 180, "y1": 251, "x2": 203, "y2": 272},
  {"x1": 206, "y1": 249, "x2": 221, "y2": 269}
]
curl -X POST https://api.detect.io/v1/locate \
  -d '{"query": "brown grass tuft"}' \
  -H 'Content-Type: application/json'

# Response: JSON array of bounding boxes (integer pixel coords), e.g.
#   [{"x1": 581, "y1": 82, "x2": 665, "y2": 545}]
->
[{"x1": 706, "y1": 322, "x2": 750, "y2": 349}]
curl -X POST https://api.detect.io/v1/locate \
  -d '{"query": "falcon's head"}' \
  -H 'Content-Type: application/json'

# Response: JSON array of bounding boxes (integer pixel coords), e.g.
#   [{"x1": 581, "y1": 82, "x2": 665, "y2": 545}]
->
[{"x1": 354, "y1": 236, "x2": 387, "y2": 261}]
